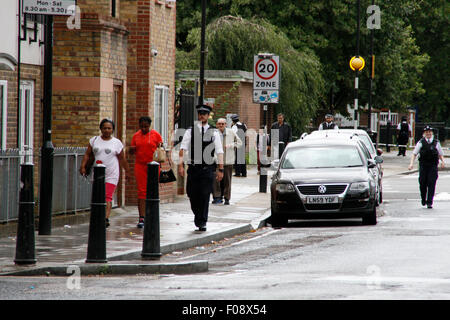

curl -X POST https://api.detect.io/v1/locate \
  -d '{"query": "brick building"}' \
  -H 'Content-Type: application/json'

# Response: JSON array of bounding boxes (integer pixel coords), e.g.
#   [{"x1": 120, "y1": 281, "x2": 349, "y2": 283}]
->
[
  {"x1": 176, "y1": 70, "x2": 274, "y2": 130},
  {"x1": 52, "y1": 0, "x2": 177, "y2": 205}
]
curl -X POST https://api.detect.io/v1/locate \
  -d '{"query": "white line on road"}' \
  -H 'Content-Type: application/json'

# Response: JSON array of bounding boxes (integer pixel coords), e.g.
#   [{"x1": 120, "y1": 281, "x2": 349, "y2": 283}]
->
[
  {"x1": 319, "y1": 275, "x2": 450, "y2": 285},
  {"x1": 176, "y1": 229, "x2": 281, "y2": 261}
]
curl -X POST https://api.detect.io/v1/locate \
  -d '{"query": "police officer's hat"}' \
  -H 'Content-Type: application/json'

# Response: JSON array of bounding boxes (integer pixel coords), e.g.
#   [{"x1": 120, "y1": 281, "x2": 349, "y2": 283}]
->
[
  {"x1": 231, "y1": 114, "x2": 239, "y2": 121},
  {"x1": 423, "y1": 125, "x2": 433, "y2": 132},
  {"x1": 196, "y1": 104, "x2": 212, "y2": 113},
  {"x1": 325, "y1": 113, "x2": 333, "y2": 118}
]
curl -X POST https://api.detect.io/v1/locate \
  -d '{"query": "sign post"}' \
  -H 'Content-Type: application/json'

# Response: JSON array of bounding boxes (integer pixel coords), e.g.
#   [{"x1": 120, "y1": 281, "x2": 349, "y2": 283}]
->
[
  {"x1": 254, "y1": 53, "x2": 280, "y2": 193},
  {"x1": 22, "y1": 0, "x2": 76, "y2": 235}
]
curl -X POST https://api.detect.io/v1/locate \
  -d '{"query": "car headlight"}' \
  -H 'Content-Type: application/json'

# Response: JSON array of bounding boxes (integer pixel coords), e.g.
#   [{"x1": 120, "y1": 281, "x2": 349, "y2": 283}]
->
[
  {"x1": 349, "y1": 181, "x2": 369, "y2": 191},
  {"x1": 276, "y1": 183, "x2": 295, "y2": 193}
]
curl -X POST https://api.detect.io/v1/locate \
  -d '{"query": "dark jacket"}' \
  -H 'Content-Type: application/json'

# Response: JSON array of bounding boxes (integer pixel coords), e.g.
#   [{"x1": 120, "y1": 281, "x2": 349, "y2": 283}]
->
[{"x1": 270, "y1": 121, "x2": 292, "y2": 145}]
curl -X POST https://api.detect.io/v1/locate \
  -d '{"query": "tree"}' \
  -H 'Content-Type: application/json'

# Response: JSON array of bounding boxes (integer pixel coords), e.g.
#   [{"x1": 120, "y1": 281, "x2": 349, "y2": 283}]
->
[
  {"x1": 176, "y1": 0, "x2": 430, "y2": 121},
  {"x1": 177, "y1": 16, "x2": 325, "y2": 135},
  {"x1": 409, "y1": 0, "x2": 449, "y2": 125}
]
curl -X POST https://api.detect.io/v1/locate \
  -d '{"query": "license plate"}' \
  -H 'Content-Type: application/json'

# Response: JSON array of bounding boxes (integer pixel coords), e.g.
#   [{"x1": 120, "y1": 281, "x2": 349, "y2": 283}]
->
[{"x1": 306, "y1": 196, "x2": 338, "y2": 204}]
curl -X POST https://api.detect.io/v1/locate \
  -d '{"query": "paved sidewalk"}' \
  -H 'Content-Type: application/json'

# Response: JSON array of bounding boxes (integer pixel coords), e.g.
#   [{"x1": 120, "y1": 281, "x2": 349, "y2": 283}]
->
[
  {"x1": 0, "y1": 166, "x2": 270, "y2": 276},
  {"x1": 0, "y1": 144, "x2": 447, "y2": 276}
]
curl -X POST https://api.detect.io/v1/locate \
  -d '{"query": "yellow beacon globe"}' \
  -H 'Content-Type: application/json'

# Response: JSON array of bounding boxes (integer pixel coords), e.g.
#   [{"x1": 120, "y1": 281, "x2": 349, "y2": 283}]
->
[{"x1": 350, "y1": 56, "x2": 365, "y2": 71}]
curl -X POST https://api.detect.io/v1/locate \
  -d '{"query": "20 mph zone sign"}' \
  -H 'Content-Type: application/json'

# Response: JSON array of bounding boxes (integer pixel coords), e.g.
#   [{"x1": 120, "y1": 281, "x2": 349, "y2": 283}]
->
[{"x1": 253, "y1": 55, "x2": 280, "y2": 104}]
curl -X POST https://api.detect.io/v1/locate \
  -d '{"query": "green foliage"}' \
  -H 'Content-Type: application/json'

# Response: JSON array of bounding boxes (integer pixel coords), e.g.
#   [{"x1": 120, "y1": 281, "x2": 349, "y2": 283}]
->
[
  {"x1": 178, "y1": 15, "x2": 324, "y2": 134},
  {"x1": 176, "y1": 0, "x2": 440, "y2": 125}
]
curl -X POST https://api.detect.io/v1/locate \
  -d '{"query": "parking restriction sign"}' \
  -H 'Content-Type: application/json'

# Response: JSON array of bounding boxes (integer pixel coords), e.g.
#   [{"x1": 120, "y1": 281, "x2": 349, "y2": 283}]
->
[{"x1": 253, "y1": 55, "x2": 280, "y2": 103}]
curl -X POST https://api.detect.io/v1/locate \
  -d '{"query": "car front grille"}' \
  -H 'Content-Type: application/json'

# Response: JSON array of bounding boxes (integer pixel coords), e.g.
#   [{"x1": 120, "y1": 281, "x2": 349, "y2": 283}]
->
[{"x1": 297, "y1": 184, "x2": 348, "y2": 195}]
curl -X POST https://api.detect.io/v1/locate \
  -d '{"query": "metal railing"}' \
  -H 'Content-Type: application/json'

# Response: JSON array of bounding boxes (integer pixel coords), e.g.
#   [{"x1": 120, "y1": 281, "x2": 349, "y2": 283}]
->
[
  {"x1": 0, "y1": 147, "x2": 92, "y2": 223},
  {"x1": 0, "y1": 149, "x2": 21, "y2": 222},
  {"x1": 50, "y1": 147, "x2": 92, "y2": 215}
]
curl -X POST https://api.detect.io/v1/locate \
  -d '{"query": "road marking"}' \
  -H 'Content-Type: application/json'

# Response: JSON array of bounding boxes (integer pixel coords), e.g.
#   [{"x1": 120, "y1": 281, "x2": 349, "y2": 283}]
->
[
  {"x1": 319, "y1": 275, "x2": 450, "y2": 285},
  {"x1": 176, "y1": 229, "x2": 281, "y2": 261}
]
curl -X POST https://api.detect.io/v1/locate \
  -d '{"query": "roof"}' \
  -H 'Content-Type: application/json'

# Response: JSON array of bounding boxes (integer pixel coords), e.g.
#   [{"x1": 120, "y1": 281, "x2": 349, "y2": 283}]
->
[{"x1": 176, "y1": 70, "x2": 253, "y2": 83}]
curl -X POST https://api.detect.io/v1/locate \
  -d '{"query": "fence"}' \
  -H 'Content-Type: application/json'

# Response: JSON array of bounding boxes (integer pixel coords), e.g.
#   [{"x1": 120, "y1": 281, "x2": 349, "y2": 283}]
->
[
  {"x1": 0, "y1": 149, "x2": 21, "y2": 222},
  {"x1": 0, "y1": 147, "x2": 92, "y2": 223},
  {"x1": 50, "y1": 147, "x2": 92, "y2": 215}
]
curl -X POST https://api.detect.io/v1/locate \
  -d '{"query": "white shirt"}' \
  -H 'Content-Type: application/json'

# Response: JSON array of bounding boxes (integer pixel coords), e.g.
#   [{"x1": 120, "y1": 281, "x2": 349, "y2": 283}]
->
[
  {"x1": 180, "y1": 122, "x2": 224, "y2": 156},
  {"x1": 412, "y1": 136, "x2": 444, "y2": 156},
  {"x1": 90, "y1": 136, "x2": 123, "y2": 185},
  {"x1": 318, "y1": 122, "x2": 339, "y2": 130}
]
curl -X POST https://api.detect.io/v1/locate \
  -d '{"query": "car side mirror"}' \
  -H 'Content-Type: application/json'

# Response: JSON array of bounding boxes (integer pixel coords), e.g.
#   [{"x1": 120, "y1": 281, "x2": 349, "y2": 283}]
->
[
  {"x1": 374, "y1": 156, "x2": 384, "y2": 164},
  {"x1": 377, "y1": 148, "x2": 383, "y2": 156},
  {"x1": 271, "y1": 159, "x2": 280, "y2": 170},
  {"x1": 368, "y1": 159, "x2": 376, "y2": 168}
]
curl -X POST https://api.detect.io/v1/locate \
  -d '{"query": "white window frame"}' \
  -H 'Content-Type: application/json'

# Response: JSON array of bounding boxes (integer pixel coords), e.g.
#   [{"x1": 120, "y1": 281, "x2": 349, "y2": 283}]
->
[
  {"x1": 0, "y1": 80, "x2": 7, "y2": 150},
  {"x1": 19, "y1": 80, "x2": 34, "y2": 163},
  {"x1": 154, "y1": 85, "x2": 169, "y2": 148}
]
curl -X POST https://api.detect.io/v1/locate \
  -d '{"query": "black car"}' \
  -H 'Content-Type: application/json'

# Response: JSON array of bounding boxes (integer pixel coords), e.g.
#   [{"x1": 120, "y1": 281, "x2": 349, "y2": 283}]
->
[{"x1": 270, "y1": 138, "x2": 382, "y2": 227}]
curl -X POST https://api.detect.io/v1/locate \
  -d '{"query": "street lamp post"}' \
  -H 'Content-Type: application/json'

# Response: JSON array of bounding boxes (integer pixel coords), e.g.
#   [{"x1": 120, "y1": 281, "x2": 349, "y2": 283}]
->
[{"x1": 199, "y1": 0, "x2": 206, "y2": 104}]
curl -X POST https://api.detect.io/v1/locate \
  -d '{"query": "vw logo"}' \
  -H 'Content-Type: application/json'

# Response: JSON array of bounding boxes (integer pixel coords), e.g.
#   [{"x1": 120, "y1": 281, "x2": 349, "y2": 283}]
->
[{"x1": 318, "y1": 185, "x2": 327, "y2": 194}]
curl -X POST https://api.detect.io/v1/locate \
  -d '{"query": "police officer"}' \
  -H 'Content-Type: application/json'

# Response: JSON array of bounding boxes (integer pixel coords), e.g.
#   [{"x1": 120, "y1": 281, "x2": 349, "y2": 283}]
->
[
  {"x1": 231, "y1": 114, "x2": 248, "y2": 177},
  {"x1": 318, "y1": 114, "x2": 339, "y2": 130},
  {"x1": 397, "y1": 116, "x2": 412, "y2": 156},
  {"x1": 408, "y1": 126, "x2": 445, "y2": 208},
  {"x1": 178, "y1": 104, "x2": 224, "y2": 231}
]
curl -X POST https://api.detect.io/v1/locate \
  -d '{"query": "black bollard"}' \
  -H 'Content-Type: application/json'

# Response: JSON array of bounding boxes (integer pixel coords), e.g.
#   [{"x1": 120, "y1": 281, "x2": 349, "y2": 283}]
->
[
  {"x1": 86, "y1": 164, "x2": 107, "y2": 263},
  {"x1": 142, "y1": 161, "x2": 162, "y2": 260},
  {"x1": 15, "y1": 163, "x2": 37, "y2": 265}
]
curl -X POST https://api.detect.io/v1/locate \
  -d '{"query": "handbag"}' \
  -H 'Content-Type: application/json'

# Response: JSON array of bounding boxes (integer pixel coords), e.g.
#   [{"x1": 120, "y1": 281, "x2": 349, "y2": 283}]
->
[
  {"x1": 159, "y1": 158, "x2": 176, "y2": 183},
  {"x1": 153, "y1": 145, "x2": 166, "y2": 163}
]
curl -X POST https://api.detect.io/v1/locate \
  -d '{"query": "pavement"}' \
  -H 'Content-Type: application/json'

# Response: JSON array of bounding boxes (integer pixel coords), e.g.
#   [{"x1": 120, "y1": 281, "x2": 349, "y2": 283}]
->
[{"x1": 0, "y1": 142, "x2": 448, "y2": 277}]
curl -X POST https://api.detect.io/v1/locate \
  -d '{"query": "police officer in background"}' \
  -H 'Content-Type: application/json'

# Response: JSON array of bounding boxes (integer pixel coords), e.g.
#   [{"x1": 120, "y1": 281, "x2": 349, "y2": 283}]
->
[
  {"x1": 231, "y1": 114, "x2": 248, "y2": 177},
  {"x1": 318, "y1": 114, "x2": 339, "y2": 130},
  {"x1": 178, "y1": 104, "x2": 224, "y2": 231},
  {"x1": 408, "y1": 126, "x2": 445, "y2": 209},
  {"x1": 397, "y1": 116, "x2": 412, "y2": 156}
]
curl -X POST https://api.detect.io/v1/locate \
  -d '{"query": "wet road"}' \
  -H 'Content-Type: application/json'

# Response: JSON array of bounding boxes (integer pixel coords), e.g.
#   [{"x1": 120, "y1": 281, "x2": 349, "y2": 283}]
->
[{"x1": 1, "y1": 171, "x2": 450, "y2": 301}]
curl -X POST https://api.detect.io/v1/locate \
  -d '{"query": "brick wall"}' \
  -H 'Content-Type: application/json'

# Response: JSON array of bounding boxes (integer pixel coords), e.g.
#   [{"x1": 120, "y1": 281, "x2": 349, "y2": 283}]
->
[{"x1": 122, "y1": 0, "x2": 177, "y2": 205}]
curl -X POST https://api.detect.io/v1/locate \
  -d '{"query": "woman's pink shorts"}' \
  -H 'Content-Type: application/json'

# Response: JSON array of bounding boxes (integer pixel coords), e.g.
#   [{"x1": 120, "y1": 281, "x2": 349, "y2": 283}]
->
[{"x1": 105, "y1": 183, "x2": 116, "y2": 202}]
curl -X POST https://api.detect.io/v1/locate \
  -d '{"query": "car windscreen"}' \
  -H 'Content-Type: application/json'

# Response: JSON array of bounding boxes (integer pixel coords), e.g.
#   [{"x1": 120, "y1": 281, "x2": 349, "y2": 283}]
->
[{"x1": 281, "y1": 145, "x2": 364, "y2": 169}]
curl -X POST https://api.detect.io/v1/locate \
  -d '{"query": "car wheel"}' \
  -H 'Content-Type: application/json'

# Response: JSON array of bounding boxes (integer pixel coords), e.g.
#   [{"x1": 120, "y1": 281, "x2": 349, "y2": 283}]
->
[
  {"x1": 362, "y1": 205, "x2": 377, "y2": 225},
  {"x1": 271, "y1": 215, "x2": 288, "y2": 228}
]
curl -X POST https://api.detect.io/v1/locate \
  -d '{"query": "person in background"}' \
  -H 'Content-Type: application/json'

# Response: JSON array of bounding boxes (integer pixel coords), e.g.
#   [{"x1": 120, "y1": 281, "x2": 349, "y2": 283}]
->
[
  {"x1": 128, "y1": 116, "x2": 163, "y2": 228},
  {"x1": 271, "y1": 113, "x2": 292, "y2": 158},
  {"x1": 397, "y1": 116, "x2": 412, "y2": 156},
  {"x1": 318, "y1": 114, "x2": 339, "y2": 130},
  {"x1": 80, "y1": 119, "x2": 130, "y2": 228},
  {"x1": 212, "y1": 118, "x2": 242, "y2": 205},
  {"x1": 257, "y1": 125, "x2": 270, "y2": 174},
  {"x1": 231, "y1": 114, "x2": 248, "y2": 177},
  {"x1": 408, "y1": 125, "x2": 445, "y2": 209}
]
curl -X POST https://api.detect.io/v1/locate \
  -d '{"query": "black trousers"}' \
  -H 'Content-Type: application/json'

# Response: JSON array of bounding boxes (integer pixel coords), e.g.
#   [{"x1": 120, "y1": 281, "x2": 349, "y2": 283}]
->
[
  {"x1": 419, "y1": 164, "x2": 438, "y2": 205},
  {"x1": 186, "y1": 165, "x2": 215, "y2": 228},
  {"x1": 234, "y1": 147, "x2": 247, "y2": 176}
]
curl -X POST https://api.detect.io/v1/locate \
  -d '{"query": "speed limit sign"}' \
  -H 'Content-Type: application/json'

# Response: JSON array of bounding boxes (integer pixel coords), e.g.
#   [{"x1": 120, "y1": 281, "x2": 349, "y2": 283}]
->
[{"x1": 253, "y1": 55, "x2": 280, "y2": 103}]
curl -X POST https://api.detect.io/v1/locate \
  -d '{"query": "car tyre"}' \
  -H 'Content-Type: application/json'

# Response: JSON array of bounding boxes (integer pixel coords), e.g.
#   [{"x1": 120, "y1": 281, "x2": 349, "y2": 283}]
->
[
  {"x1": 271, "y1": 215, "x2": 287, "y2": 228},
  {"x1": 362, "y1": 205, "x2": 377, "y2": 225}
]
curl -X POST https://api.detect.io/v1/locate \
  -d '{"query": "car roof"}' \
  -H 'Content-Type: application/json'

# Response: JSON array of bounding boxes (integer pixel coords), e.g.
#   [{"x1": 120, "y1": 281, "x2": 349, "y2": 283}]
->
[
  {"x1": 301, "y1": 129, "x2": 376, "y2": 153},
  {"x1": 287, "y1": 134, "x2": 362, "y2": 150}
]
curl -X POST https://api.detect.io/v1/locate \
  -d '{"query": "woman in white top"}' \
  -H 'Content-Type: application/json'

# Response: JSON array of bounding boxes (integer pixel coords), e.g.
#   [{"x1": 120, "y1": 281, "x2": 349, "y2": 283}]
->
[{"x1": 80, "y1": 119, "x2": 130, "y2": 227}]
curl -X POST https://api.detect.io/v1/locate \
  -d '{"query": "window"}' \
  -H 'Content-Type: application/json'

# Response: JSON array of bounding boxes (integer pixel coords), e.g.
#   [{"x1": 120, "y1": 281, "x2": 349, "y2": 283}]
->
[
  {"x1": 0, "y1": 80, "x2": 7, "y2": 150},
  {"x1": 19, "y1": 81, "x2": 34, "y2": 163},
  {"x1": 154, "y1": 85, "x2": 169, "y2": 147},
  {"x1": 282, "y1": 146, "x2": 363, "y2": 169}
]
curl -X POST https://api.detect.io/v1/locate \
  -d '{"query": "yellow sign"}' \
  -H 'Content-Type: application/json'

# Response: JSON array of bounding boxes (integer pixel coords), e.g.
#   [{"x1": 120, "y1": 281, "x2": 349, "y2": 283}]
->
[{"x1": 349, "y1": 56, "x2": 365, "y2": 71}]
